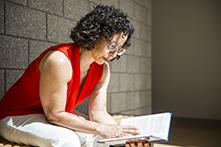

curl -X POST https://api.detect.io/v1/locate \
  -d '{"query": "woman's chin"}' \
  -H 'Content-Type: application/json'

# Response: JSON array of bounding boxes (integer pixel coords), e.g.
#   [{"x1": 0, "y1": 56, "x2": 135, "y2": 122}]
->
[
  {"x1": 94, "y1": 59, "x2": 105, "y2": 65},
  {"x1": 94, "y1": 57, "x2": 109, "y2": 65}
]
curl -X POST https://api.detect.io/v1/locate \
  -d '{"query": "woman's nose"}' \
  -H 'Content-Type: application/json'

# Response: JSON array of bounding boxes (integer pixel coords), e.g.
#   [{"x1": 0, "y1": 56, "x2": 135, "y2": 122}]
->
[
  {"x1": 107, "y1": 51, "x2": 117, "y2": 60},
  {"x1": 108, "y1": 49, "x2": 118, "y2": 55}
]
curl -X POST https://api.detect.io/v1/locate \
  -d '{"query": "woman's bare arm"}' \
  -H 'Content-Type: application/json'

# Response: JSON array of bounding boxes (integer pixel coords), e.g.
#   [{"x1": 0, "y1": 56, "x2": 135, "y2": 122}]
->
[
  {"x1": 89, "y1": 62, "x2": 117, "y2": 125},
  {"x1": 39, "y1": 51, "x2": 100, "y2": 134}
]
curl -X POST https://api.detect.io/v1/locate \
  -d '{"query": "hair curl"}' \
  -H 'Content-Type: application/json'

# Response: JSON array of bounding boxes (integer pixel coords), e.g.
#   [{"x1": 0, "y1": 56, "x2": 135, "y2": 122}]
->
[{"x1": 70, "y1": 5, "x2": 134, "y2": 52}]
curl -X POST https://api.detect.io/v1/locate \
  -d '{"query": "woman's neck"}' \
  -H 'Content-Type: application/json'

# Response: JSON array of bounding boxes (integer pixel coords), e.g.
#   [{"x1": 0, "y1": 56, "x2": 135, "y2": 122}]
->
[{"x1": 79, "y1": 48, "x2": 94, "y2": 72}]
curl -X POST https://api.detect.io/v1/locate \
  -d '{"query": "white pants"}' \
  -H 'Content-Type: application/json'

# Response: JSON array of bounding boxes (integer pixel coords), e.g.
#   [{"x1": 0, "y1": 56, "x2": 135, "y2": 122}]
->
[{"x1": 0, "y1": 114, "x2": 108, "y2": 147}]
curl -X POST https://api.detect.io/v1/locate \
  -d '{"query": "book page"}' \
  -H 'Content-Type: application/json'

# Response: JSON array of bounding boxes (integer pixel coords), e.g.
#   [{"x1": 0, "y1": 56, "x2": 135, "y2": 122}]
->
[
  {"x1": 98, "y1": 112, "x2": 172, "y2": 145},
  {"x1": 121, "y1": 112, "x2": 172, "y2": 140}
]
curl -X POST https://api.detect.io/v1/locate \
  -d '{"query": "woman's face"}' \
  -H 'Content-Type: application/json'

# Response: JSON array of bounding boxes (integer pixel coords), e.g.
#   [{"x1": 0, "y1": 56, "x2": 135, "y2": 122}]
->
[{"x1": 91, "y1": 32, "x2": 128, "y2": 65}]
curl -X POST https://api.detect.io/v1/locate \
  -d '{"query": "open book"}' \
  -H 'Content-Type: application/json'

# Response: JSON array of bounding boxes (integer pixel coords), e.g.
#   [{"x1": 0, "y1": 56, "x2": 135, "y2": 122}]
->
[{"x1": 98, "y1": 112, "x2": 172, "y2": 145}]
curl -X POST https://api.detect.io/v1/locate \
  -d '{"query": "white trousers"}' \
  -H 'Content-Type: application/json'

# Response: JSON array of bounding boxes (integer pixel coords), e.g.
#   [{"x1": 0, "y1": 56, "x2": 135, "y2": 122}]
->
[{"x1": 0, "y1": 114, "x2": 108, "y2": 147}]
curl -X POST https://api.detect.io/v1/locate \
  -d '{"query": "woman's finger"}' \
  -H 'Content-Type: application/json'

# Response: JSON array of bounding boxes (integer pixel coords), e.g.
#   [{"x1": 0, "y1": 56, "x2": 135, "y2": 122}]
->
[
  {"x1": 137, "y1": 142, "x2": 143, "y2": 147},
  {"x1": 122, "y1": 125, "x2": 139, "y2": 130},
  {"x1": 125, "y1": 143, "x2": 131, "y2": 147},
  {"x1": 144, "y1": 143, "x2": 150, "y2": 147},
  {"x1": 122, "y1": 128, "x2": 140, "y2": 135},
  {"x1": 121, "y1": 125, "x2": 140, "y2": 135},
  {"x1": 144, "y1": 139, "x2": 151, "y2": 147},
  {"x1": 117, "y1": 133, "x2": 130, "y2": 137},
  {"x1": 129, "y1": 143, "x2": 136, "y2": 147},
  {"x1": 125, "y1": 139, "x2": 151, "y2": 147}
]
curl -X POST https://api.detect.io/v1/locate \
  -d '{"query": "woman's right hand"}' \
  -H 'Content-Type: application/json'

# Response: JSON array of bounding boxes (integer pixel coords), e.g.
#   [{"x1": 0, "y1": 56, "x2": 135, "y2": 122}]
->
[
  {"x1": 125, "y1": 139, "x2": 151, "y2": 147},
  {"x1": 96, "y1": 124, "x2": 140, "y2": 138}
]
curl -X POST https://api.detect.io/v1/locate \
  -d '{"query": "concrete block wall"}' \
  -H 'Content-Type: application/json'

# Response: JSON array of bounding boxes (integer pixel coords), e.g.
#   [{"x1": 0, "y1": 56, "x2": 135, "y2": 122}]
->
[{"x1": 0, "y1": 0, "x2": 152, "y2": 116}]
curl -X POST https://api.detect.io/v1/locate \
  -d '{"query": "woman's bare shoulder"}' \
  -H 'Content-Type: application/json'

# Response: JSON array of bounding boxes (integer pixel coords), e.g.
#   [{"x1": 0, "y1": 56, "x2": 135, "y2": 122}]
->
[
  {"x1": 39, "y1": 50, "x2": 72, "y2": 81},
  {"x1": 99, "y1": 62, "x2": 110, "y2": 85}
]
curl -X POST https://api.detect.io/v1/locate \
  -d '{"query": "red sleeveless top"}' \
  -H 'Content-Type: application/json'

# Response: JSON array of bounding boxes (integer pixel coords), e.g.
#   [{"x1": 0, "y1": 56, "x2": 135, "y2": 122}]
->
[{"x1": 0, "y1": 43, "x2": 103, "y2": 120}]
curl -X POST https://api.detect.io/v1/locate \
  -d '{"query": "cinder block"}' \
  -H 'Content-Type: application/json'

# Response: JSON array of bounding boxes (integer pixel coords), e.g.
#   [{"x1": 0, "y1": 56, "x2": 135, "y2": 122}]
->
[
  {"x1": 6, "y1": 2, "x2": 46, "y2": 40},
  {"x1": 147, "y1": 8, "x2": 152, "y2": 25},
  {"x1": 140, "y1": 24, "x2": 151, "y2": 41},
  {"x1": 125, "y1": 37, "x2": 134, "y2": 55},
  {"x1": 134, "y1": 3, "x2": 146, "y2": 24},
  {"x1": 147, "y1": 90, "x2": 152, "y2": 106},
  {"x1": 134, "y1": 74, "x2": 142, "y2": 90},
  {"x1": 107, "y1": 93, "x2": 111, "y2": 112},
  {"x1": 134, "y1": 74, "x2": 141, "y2": 90},
  {"x1": 88, "y1": 0, "x2": 101, "y2": 5},
  {"x1": 142, "y1": 75, "x2": 148, "y2": 89},
  {"x1": 47, "y1": 14, "x2": 76, "y2": 43},
  {"x1": 121, "y1": 109, "x2": 134, "y2": 116},
  {"x1": 0, "y1": 0, "x2": 4, "y2": 33},
  {"x1": 133, "y1": 41, "x2": 143, "y2": 57},
  {"x1": 146, "y1": 58, "x2": 151, "y2": 74},
  {"x1": 119, "y1": 73, "x2": 133, "y2": 91},
  {"x1": 134, "y1": 0, "x2": 146, "y2": 7},
  {"x1": 110, "y1": 92, "x2": 127, "y2": 113},
  {"x1": 146, "y1": 74, "x2": 151, "y2": 89},
  {"x1": 132, "y1": 20, "x2": 143, "y2": 38},
  {"x1": 0, "y1": 35, "x2": 28, "y2": 68},
  {"x1": 134, "y1": 38, "x2": 147, "y2": 56},
  {"x1": 134, "y1": 107, "x2": 151, "y2": 116},
  {"x1": 127, "y1": 55, "x2": 139, "y2": 73},
  {"x1": 140, "y1": 57, "x2": 150, "y2": 73},
  {"x1": 64, "y1": 0, "x2": 90, "y2": 21},
  {"x1": 8, "y1": 0, "x2": 27, "y2": 6},
  {"x1": 29, "y1": 0, "x2": 62, "y2": 16},
  {"x1": 135, "y1": 0, "x2": 151, "y2": 9},
  {"x1": 110, "y1": 54, "x2": 127, "y2": 72},
  {"x1": 146, "y1": 42, "x2": 151, "y2": 57},
  {"x1": 0, "y1": 70, "x2": 4, "y2": 100},
  {"x1": 119, "y1": 0, "x2": 134, "y2": 18},
  {"x1": 133, "y1": 108, "x2": 144, "y2": 115},
  {"x1": 127, "y1": 91, "x2": 140, "y2": 109},
  {"x1": 101, "y1": 0, "x2": 119, "y2": 8},
  {"x1": 6, "y1": 69, "x2": 24, "y2": 91},
  {"x1": 139, "y1": 91, "x2": 147, "y2": 107},
  {"x1": 140, "y1": 90, "x2": 152, "y2": 107},
  {"x1": 146, "y1": 106, "x2": 152, "y2": 114},
  {"x1": 108, "y1": 73, "x2": 119, "y2": 92},
  {"x1": 29, "y1": 40, "x2": 55, "y2": 63}
]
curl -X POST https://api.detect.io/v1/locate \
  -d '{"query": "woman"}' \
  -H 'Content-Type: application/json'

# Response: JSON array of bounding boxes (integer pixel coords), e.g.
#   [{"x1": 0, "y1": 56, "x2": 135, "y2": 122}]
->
[{"x1": 0, "y1": 5, "x2": 149, "y2": 147}]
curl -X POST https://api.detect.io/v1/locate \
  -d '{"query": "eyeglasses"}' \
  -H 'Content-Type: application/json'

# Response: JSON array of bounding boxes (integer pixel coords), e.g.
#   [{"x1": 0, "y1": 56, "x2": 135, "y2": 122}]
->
[{"x1": 105, "y1": 37, "x2": 126, "y2": 56}]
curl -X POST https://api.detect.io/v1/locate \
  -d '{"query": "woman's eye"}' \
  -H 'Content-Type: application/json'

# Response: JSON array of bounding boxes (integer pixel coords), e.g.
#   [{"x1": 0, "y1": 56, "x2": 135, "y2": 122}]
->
[{"x1": 109, "y1": 44, "x2": 117, "y2": 50}]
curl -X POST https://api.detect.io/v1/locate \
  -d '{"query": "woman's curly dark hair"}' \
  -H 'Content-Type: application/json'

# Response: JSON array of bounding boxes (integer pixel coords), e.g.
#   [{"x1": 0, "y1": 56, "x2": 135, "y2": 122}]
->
[{"x1": 70, "y1": 5, "x2": 134, "y2": 52}]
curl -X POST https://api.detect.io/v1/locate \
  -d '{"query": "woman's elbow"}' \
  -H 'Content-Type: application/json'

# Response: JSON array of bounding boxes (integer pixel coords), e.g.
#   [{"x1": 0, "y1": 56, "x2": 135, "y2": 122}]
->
[
  {"x1": 89, "y1": 110, "x2": 105, "y2": 121},
  {"x1": 45, "y1": 111, "x2": 63, "y2": 123}
]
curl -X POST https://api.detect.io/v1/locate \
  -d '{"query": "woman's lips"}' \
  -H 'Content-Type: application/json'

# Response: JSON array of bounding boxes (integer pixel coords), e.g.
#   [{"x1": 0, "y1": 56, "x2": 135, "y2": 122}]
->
[{"x1": 103, "y1": 57, "x2": 109, "y2": 62}]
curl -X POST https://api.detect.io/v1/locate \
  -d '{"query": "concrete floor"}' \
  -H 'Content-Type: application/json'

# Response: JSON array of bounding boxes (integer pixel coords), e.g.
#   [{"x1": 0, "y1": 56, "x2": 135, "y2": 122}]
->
[{"x1": 153, "y1": 117, "x2": 221, "y2": 147}]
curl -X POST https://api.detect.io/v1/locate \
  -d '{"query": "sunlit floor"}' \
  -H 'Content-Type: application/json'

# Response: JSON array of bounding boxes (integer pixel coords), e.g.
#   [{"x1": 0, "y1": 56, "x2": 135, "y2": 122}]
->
[
  {"x1": 153, "y1": 143, "x2": 184, "y2": 147},
  {"x1": 153, "y1": 143, "x2": 200, "y2": 147},
  {"x1": 153, "y1": 117, "x2": 221, "y2": 147}
]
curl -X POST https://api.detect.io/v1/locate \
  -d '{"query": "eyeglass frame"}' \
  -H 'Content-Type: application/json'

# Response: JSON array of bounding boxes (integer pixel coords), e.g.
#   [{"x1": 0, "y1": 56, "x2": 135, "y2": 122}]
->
[{"x1": 104, "y1": 37, "x2": 127, "y2": 56}]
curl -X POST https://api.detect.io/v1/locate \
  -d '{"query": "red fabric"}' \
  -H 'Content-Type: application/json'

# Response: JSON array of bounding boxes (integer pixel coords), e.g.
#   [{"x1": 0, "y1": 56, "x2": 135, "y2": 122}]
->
[{"x1": 0, "y1": 43, "x2": 103, "y2": 120}]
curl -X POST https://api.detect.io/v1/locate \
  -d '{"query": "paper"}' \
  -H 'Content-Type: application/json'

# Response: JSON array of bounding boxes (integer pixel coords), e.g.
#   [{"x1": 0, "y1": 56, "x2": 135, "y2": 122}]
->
[{"x1": 98, "y1": 112, "x2": 172, "y2": 145}]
